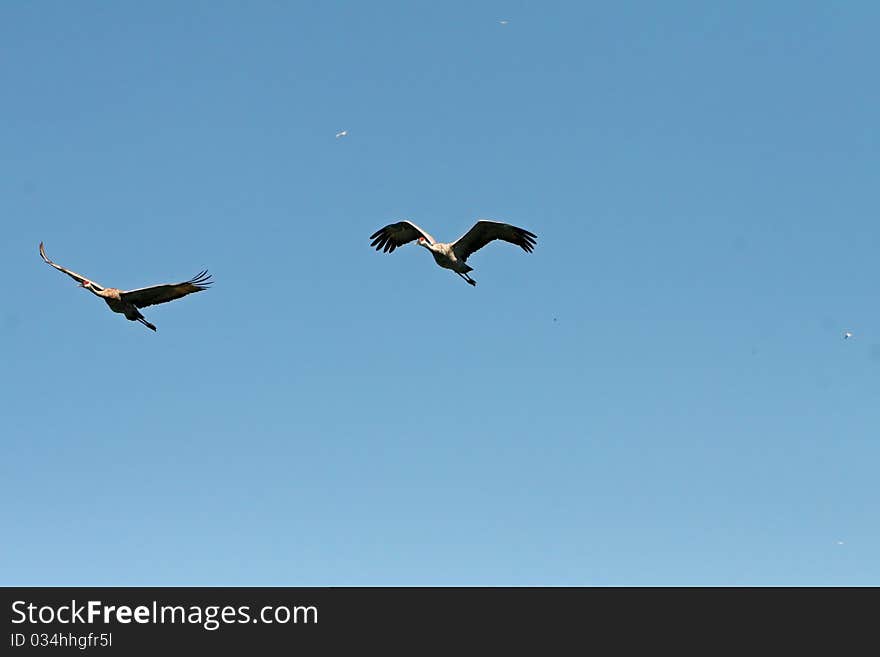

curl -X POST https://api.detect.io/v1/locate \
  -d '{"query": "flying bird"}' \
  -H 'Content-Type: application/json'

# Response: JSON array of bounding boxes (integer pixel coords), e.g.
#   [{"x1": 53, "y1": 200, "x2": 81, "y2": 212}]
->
[
  {"x1": 369, "y1": 219, "x2": 536, "y2": 286},
  {"x1": 498, "y1": 19, "x2": 510, "y2": 25},
  {"x1": 39, "y1": 242, "x2": 212, "y2": 332},
  {"x1": 335, "y1": 130, "x2": 348, "y2": 138},
  {"x1": 844, "y1": 331, "x2": 853, "y2": 340}
]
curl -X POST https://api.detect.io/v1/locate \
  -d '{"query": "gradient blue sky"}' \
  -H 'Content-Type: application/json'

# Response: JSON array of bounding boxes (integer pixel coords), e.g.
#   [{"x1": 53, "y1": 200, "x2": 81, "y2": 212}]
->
[{"x1": 2, "y1": 1, "x2": 878, "y2": 585}]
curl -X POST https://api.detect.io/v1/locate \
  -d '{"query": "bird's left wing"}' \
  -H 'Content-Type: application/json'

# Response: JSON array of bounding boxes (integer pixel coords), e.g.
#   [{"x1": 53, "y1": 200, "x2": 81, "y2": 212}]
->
[
  {"x1": 121, "y1": 270, "x2": 212, "y2": 308},
  {"x1": 369, "y1": 220, "x2": 437, "y2": 253},
  {"x1": 451, "y1": 220, "x2": 537, "y2": 261},
  {"x1": 39, "y1": 242, "x2": 105, "y2": 290}
]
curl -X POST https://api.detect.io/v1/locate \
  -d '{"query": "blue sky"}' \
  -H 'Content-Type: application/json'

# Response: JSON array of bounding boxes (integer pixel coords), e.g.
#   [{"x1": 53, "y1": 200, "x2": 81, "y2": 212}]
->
[{"x1": 2, "y1": 1, "x2": 878, "y2": 585}]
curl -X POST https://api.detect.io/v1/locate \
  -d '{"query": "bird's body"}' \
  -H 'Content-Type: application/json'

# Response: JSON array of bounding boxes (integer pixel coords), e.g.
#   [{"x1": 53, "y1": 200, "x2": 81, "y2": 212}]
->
[
  {"x1": 88, "y1": 287, "x2": 156, "y2": 330},
  {"x1": 369, "y1": 219, "x2": 536, "y2": 285},
  {"x1": 39, "y1": 242, "x2": 211, "y2": 331},
  {"x1": 97, "y1": 287, "x2": 140, "y2": 315},
  {"x1": 424, "y1": 241, "x2": 474, "y2": 275}
]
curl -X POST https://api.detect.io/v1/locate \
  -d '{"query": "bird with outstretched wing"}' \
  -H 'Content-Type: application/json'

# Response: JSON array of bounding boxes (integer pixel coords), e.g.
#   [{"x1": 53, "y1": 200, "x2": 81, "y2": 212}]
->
[
  {"x1": 39, "y1": 242, "x2": 212, "y2": 331},
  {"x1": 369, "y1": 218, "x2": 536, "y2": 285}
]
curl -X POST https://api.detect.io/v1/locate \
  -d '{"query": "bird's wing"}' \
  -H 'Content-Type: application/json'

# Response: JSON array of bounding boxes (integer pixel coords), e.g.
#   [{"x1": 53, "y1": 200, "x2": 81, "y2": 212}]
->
[
  {"x1": 121, "y1": 270, "x2": 212, "y2": 308},
  {"x1": 451, "y1": 220, "x2": 537, "y2": 261},
  {"x1": 39, "y1": 242, "x2": 105, "y2": 290},
  {"x1": 369, "y1": 220, "x2": 437, "y2": 253}
]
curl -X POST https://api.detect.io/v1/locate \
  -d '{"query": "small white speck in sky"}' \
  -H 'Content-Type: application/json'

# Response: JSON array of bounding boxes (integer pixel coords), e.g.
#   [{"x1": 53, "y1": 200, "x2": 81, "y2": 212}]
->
[
  {"x1": 843, "y1": 330, "x2": 853, "y2": 340},
  {"x1": 335, "y1": 130, "x2": 348, "y2": 139},
  {"x1": 498, "y1": 19, "x2": 509, "y2": 26}
]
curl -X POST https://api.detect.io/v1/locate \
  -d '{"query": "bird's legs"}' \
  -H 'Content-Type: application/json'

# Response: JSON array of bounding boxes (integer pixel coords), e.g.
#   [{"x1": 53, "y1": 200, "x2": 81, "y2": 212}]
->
[{"x1": 457, "y1": 272, "x2": 477, "y2": 286}]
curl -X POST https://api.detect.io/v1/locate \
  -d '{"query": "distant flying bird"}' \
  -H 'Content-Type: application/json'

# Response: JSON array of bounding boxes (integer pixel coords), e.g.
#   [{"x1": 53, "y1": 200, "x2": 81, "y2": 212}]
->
[
  {"x1": 369, "y1": 219, "x2": 536, "y2": 286},
  {"x1": 39, "y1": 242, "x2": 212, "y2": 332},
  {"x1": 844, "y1": 331, "x2": 853, "y2": 340},
  {"x1": 499, "y1": 19, "x2": 510, "y2": 25},
  {"x1": 335, "y1": 130, "x2": 348, "y2": 138}
]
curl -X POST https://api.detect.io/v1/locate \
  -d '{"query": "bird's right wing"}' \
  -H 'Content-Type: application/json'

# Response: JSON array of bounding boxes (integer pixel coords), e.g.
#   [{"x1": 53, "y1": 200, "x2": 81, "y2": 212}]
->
[
  {"x1": 121, "y1": 271, "x2": 212, "y2": 308},
  {"x1": 39, "y1": 242, "x2": 105, "y2": 290},
  {"x1": 369, "y1": 220, "x2": 437, "y2": 253},
  {"x1": 451, "y1": 220, "x2": 537, "y2": 261}
]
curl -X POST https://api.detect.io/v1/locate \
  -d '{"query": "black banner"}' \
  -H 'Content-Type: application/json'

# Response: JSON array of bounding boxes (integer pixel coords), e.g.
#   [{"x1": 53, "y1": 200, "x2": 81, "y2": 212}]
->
[{"x1": 0, "y1": 587, "x2": 864, "y2": 652}]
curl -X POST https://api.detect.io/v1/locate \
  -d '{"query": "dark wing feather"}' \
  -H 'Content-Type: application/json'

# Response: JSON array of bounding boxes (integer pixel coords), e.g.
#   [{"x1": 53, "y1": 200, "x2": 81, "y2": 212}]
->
[
  {"x1": 451, "y1": 220, "x2": 537, "y2": 261},
  {"x1": 39, "y1": 242, "x2": 105, "y2": 290},
  {"x1": 369, "y1": 220, "x2": 436, "y2": 253},
  {"x1": 121, "y1": 270, "x2": 212, "y2": 308}
]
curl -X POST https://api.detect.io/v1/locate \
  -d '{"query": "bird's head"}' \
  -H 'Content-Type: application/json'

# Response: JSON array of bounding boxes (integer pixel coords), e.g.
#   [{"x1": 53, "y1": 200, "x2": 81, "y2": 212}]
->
[
  {"x1": 417, "y1": 237, "x2": 429, "y2": 248},
  {"x1": 79, "y1": 280, "x2": 92, "y2": 290}
]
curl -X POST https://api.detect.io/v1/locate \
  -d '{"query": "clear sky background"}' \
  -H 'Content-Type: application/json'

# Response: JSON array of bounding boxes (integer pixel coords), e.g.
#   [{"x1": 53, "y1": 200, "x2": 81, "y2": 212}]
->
[{"x1": 2, "y1": 1, "x2": 878, "y2": 585}]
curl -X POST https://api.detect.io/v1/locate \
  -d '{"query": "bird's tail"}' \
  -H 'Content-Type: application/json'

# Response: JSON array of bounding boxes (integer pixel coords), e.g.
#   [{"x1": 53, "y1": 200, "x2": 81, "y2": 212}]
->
[{"x1": 138, "y1": 317, "x2": 157, "y2": 332}]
